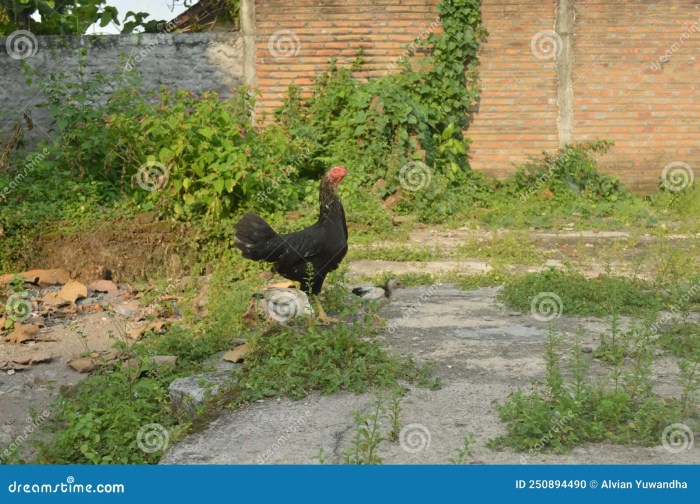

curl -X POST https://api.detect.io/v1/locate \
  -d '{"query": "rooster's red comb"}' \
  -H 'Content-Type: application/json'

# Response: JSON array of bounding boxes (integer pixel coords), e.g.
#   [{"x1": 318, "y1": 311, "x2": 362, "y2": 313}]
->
[{"x1": 328, "y1": 166, "x2": 348, "y2": 183}]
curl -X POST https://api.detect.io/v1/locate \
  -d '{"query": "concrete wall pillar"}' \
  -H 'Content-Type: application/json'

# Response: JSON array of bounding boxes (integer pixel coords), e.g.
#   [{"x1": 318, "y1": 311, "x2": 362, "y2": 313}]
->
[
  {"x1": 555, "y1": 0, "x2": 575, "y2": 148},
  {"x1": 240, "y1": 0, "x2": 257, "y2": 91}
]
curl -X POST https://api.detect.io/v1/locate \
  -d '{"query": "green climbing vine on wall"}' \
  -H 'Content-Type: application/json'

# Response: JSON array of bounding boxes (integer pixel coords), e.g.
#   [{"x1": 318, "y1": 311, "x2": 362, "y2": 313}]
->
[{"x1": 274, "y1": 0, "x2": 490, "y2": 221}]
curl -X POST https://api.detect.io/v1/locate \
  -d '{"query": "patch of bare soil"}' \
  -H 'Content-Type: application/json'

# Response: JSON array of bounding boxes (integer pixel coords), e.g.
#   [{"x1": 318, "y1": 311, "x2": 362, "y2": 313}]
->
[
  {"x1": 0, "y1": 270, "x2": 187, "y2": 461},
  {"x1": 0, "y1": 312, "x2": 118, "y2": 459},
  {"x1": 34, "y1": 218, "x2": 185, "y2": 283}
]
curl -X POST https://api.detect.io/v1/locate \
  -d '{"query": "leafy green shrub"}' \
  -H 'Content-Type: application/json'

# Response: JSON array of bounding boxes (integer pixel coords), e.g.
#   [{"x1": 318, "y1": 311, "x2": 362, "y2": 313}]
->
[
  {"x1": 106, "y1": 88, "x2": 309, "y2": 218},
  {"x1": 463, "y1": 140, "x2": 656, "y2": 230},
  {"x1": 20, "y1": 56, "x2": 314, "y2": 219},
  {"x1": 507, "y1": 140, "x2": 624, "y2": 201}
]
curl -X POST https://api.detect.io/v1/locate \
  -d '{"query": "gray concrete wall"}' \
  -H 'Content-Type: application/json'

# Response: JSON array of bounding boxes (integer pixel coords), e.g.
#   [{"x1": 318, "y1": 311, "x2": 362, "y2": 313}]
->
[{"x1": 0, "y1": 32, "x2": 246, "y2": 145}]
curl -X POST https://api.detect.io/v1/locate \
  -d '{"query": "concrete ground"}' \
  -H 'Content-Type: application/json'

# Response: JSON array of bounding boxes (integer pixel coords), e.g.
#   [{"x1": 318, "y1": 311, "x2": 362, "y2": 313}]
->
[{"x1": 161, "y1": 286, "x2": 700, "y2": 465}]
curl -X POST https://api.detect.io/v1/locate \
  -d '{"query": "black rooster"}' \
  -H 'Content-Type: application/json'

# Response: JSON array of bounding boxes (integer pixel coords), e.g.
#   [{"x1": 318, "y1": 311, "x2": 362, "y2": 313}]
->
[{"x1": 234, "y1": 166, "x2": 348, "y2": 323}]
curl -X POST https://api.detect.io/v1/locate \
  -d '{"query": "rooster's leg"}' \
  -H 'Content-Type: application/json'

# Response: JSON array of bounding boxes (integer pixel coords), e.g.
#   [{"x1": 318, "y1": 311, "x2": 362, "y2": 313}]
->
[{"x1": 312, "y1": 294, "x2": 337, "y2": 324}]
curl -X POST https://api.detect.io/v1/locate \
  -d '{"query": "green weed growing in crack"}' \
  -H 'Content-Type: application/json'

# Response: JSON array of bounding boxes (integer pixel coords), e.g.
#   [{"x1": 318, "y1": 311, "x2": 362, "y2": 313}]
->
[
  {"x1": 595, "y1": 313, "x2": 626, "y2": 365},
  {"x1": 7, "y1": 274, "x2": 25, "y2": 293},
  {"x1": 342, "y1": 394, "x2": 386, "y2": 465},
  {"x1": 313, "y1": 447, "x2": 327, "y2": 464},
  {"x1": 567, "y1": 328, "x2": 590, "y2": 404},
  {"x1": 543, "y1": 328, "x2": 565, "y2": 397},
  {"x1": 489, "y1": 319, "x2": 691, "y2": 452},
  {"x1": 235, "y1": 316, "x2": 432, "y2": 402},
  {"x1": 500, "y1": 268, "x2": 661, "y2": 318},
  {"x1": 340, "y1": 388, "x2": 411, "y2": 464},
  {"x1": 448, "y1": 434, "x2": 476, "y2": 464},
  {"x1": 416, "y1": 363, "x2": 443, "y2": 391},
  {"x1": 622, "y1": 325, "x2": 654, "y2": 404},
  {"x1": 387, "y1": 386, "x2": 404, "y2": 442},
  {"x1": 656, "y1": 320, "x2": 700, "y2": 362},
  {"x1": 677, "y1": 359, "x2": 700, "y2": 418}
]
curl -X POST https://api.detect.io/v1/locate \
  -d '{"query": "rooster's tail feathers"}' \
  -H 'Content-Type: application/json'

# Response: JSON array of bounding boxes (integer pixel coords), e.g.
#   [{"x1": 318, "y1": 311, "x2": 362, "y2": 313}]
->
[{"x1": 234, "y1": 213, "x2": 281, "y2": 261}]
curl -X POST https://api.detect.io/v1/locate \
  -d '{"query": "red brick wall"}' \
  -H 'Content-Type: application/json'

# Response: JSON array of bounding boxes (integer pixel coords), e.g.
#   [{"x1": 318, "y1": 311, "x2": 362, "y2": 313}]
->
[
  {"x1": 252, "y1": 0, "x2": 700, "y2": 192},
  {"x1": 572, "y1": 0, "x2": 700, "y2": 192},
  {"x1": 467, "y1": 0, "x2": 559, "y2": 179},
  {"x1": 254, "y1": 0, "x2": 442, "y2": 117}
]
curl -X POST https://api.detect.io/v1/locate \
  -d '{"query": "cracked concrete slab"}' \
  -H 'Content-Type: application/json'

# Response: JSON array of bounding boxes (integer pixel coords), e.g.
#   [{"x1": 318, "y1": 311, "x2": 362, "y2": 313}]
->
[{"x1": 161, "y1": 286, "x2": 700, "y2": 465}]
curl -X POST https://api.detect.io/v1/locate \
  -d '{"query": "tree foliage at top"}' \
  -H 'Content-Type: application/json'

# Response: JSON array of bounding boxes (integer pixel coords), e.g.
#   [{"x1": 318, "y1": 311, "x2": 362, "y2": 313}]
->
[{"x1": 0, "y1": 0, "x2": 163, "y2": 35}]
